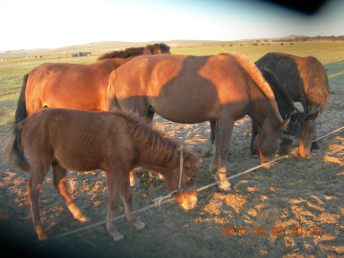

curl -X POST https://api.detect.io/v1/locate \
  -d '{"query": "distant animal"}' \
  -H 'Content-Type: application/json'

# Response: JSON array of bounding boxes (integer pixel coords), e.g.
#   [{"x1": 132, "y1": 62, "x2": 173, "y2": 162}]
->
[
  {"x1": 107, "y1": 53, "x2": 291, "y2": 192},
  {"x1": 4, "y1": 108, "x2": 200, "y2": 242},
  {"x1": 254, "y1": 52, "x2": 330, "y2": 157},
  {"x1": 290, "y1": 43, "x2": 294, "y2": 45},
  {"x1": 280, "y1": 43, "x2": 284, "y2": 46}
]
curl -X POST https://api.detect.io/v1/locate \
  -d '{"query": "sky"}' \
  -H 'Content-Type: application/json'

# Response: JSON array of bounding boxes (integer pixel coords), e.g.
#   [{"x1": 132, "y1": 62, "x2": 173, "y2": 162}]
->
[{"x1": 0, "y1": 0, "x2": 343, "y2": 51}]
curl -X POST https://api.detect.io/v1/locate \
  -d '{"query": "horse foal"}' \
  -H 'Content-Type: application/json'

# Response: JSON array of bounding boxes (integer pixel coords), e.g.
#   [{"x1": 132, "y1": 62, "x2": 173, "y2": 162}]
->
[{"x1": 4, "y1": 108, "x2": 199, "y2": 242}]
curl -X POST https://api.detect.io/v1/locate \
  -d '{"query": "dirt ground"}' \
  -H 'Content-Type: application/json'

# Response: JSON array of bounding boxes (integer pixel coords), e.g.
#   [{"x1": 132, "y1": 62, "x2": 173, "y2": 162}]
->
[{"x1": 1, "y1": 94, "x2": 344, "y2": 258}]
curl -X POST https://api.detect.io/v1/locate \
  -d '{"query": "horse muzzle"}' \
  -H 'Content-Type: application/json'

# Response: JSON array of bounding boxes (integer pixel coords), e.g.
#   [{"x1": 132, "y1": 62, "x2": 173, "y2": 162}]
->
[{"x1": 174, "y1": 189, "x2": 198, "y2": 210}]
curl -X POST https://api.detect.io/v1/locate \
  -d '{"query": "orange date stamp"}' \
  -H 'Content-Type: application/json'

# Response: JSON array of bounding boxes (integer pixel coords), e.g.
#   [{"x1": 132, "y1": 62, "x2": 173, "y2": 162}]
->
[{"x1": 221, "y1": 226, "x2": 322, "y2": 236}]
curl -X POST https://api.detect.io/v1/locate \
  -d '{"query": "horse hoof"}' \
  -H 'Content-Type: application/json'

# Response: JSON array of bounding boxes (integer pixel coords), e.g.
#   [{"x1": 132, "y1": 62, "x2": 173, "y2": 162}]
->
[
  {"x1": 38, "y1": 233, "x2": 48, "y2": 241},
  {"x1": 219, "y1": 188, "x2": 232, "y2": 193},
  {"x1": 111, "y1": 231, "x2": 124, "y2": 242},
  {"x1": 313, "y1": 149, "x2": 321, "y2": 154},
  {"x1": 132, "y1": 221, "x2": 145, "y2": 231},
  {"x1": 251, "y1": 154, "x2": 259, "y2": 159},
  {"x1": 76, "y1": 214, "x2": 91, "y2": 223},
  {"x1": 219, "y1": 181, "x2": 231, "y2": 193}
]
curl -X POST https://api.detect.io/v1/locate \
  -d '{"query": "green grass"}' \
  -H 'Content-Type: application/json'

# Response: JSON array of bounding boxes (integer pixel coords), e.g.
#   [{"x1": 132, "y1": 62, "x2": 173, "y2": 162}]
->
[{"x1": 0, "y1": 42, "x2": 343, "y2": 133}]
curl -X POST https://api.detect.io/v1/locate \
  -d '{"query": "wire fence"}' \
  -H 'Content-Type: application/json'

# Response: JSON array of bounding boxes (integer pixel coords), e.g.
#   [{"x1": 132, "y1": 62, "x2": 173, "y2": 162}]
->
[{"x1": 38, "y1": 125, "x2": 344, "y2": 243}]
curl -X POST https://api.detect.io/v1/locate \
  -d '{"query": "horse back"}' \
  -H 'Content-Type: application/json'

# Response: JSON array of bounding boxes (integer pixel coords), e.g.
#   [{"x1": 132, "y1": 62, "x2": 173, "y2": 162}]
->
[
  {"x1": 25, "y1": 61, "x2": 119, "y2": 115},
  {"x1": 111, "y1": 54, "x2": 263, "y2": 123},
  {"x1": 256, "y1": 53, "x2": 330, "y2": 111}
]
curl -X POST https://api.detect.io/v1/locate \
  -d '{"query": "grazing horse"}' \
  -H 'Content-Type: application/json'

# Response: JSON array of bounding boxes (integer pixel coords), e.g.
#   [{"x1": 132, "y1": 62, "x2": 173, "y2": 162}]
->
[
  {"x1": 210, "y1": 69, "x2": 304, "y2": 149},
  {"x1": 4, "y1": 108, "x2": 200, "y2": 242},
  {"x1": 254, "y1": 53, "x2": 330, "y2": 157},
  {"x1": 107, "y1": 53, "x2": 291, "y2": 192},
  {"x1": 14, "y1": 43, "x2": 170, "y2": 187}
]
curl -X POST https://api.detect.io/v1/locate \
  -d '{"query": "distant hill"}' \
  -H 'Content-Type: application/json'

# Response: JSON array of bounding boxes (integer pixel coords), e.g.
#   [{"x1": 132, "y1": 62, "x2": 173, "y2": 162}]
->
[{"x1": 1, "y1": 35, "x2": 343, "y2": 60}]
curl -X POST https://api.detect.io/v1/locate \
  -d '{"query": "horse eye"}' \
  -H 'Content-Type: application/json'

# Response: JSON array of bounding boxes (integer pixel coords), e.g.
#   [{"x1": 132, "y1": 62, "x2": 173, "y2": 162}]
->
[{"x1": 189, "y1": 178, "x2": 194, "y2": 182}]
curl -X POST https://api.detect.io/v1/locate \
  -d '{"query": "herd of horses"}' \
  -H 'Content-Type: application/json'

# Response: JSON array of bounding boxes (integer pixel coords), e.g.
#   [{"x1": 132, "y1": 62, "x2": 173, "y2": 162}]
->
[{"x1": 3, "y1": 43, "x2": 330, "y2": 242}]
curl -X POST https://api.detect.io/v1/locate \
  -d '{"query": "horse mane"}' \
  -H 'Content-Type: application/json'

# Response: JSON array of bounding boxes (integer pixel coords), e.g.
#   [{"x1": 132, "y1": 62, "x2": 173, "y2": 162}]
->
[
  {"x1": 144, "y1": 43, "x2": 170, "y2": 54},
  {"x1": 113, "y1": 110, "x2": 195, "y2": 162},
  {"x1": 221, "y1": 53, "x2": 283, "y2": 123},
  {"x1": 97, "y1": 47, "x2": 144, "y2": 61},
  {"x1": 97, "y1": 43, "x2": 170, "y2": 61},
  {"x1": 304, "y1": 57, "x2": 330, "y2": 112},
  {"x1": 261, "y1": 69, "x2": 301, "y2": 117}
]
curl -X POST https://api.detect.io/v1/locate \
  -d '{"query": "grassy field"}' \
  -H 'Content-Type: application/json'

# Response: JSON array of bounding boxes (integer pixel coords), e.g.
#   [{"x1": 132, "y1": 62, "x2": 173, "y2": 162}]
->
[{"x1": 0, "y1": 42, "x2": 343, "y2": 133}]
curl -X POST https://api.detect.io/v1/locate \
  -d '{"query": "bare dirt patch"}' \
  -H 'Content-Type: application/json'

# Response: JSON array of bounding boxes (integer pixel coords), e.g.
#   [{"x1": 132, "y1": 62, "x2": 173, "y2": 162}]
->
[{"x1": 1, "y1": 95, "x2": 344, "y2": 258}]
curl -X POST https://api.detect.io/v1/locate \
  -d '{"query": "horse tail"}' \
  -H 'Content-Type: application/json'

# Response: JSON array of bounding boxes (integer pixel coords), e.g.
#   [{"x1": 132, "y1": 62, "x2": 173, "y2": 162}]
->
[
  {"x1": 306, "y1": 57, "x2": 330, "y2": 112},
  {"x1": 3, "y1": 123, "x2": 30, "y2": 172},
  {"x1": 107, "y1": 70, "x2": 122, "y2": 111},
  {"x1": 14, "y1": 73, "x2": 29, "y2": 123}
]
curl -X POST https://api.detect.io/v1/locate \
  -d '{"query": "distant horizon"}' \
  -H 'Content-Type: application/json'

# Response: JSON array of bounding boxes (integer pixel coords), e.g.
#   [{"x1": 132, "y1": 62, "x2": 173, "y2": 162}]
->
[
  {"x1": 1, "y1": 0, "x2": 343, "y2": 52},
  {"x1": 2, "y1": 34, "x2": 343, "y2": 53}
]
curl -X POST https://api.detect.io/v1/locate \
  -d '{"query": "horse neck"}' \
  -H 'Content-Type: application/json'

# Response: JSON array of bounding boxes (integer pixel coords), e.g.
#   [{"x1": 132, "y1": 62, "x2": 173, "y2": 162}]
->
[
  {"x1": 248, "y1": 87, "x2": 280, "y2": 132},
  {"x1": 136, "y1": 146, "x2": 180, "y2": 178}
]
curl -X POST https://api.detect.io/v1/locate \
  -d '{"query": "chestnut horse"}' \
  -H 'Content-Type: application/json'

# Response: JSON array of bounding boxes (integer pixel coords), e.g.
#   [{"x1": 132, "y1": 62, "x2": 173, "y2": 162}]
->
[
  {"x1": 254, "y1": 53, "x2": 330, "y2": 157},
  {"x1": 14, "y1": 43, "x2": 170, "y2": 123},
  {"x1": 14, "y1": 43, "x2": 170, "y2": 187},
  {"x1": 210, "y1": 69, "x2": 304, "y2": 156},
  {"x1": 107, "y1": 53, "x2": 291, "y2": 192},
  {"x1": 4, "y1": 108, "x2": 200, "y2": 242}
]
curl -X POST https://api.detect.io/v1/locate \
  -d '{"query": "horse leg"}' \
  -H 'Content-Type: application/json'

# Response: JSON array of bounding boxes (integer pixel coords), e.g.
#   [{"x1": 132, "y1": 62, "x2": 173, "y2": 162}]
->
[
  {"x1": 26, "y1": 161, "x2": 50, "y2": 240},
  {"x1": 311, "y1": 137, "x2": 321, "y2": 154},
  {"x1": 210, "y1": 122, "x2": 220, "y2": 176},
  {"x1": 213, "y1": 117, "x2": 234, "y2": 192},
  {"x1": 106, "y1": 168, "x2": 124, "y2": 242},
  {"x1": 52, "y1": 162, "x2": 90, "y2": 222},
  {"x1": 121, "y1": 172, "x2": 145, "y2": 230},
  {"x1": 210, "y1": 121, "x2": 216, "y2": 144},
  {"x1": 250, "y1": 120, "x2": 259, "y2": 157}
]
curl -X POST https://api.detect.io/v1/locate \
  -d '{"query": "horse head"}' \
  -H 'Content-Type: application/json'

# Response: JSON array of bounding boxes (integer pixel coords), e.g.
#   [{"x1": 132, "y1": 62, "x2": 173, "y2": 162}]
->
[
  {"x1": 166, "y1": 151, "x2": 200, "y2": 210},
  {"x1": 143, "y1": 43, "x2": 171, "y2": 55},
  {"x1": 253, "y1": 117, "x2": 290, "y2": 168},
  {"x1": 278, "y1": 111, "x2": 305, "y2": 154}
]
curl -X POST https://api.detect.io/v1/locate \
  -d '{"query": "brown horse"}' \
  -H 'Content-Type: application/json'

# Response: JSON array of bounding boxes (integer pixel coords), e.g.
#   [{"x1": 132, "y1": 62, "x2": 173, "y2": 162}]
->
[
  {"x1": 255, "y1": 53, "x2": 330, "y2": 157},
  {"x1": 107, "y1": 53, "x2": 291, "y2": 192},
  {"x1": 4, "y1": 108, "x2": 200, "y2": 242},
  {"x1": 14, "y1": 43, "x2": 170, "y2": 187},
  {"x1": 14, "y1": 43, "x2": 170, "y2": 123}
]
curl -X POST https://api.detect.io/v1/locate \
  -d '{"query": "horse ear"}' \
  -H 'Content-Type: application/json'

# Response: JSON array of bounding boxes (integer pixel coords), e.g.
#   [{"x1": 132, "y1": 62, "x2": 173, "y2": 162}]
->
[{"x1": 280, "y1": 117, "x2": 291, "y2": 130}]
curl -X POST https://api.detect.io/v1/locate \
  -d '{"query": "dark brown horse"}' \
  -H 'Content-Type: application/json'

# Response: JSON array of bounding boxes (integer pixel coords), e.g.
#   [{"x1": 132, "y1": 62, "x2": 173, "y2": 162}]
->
[
  {"x1": 14, "y1": 43, "x2": 170, "y2": 123},
  {"x1": 4, "y1": 108, "x2": 199, "y2": 242},
  {"x1": 254, "y1": 53, "x2": 330, "y2": 157},
  {"x1": 107, "y1": 53, "x2": 291, "y2": 192}
]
